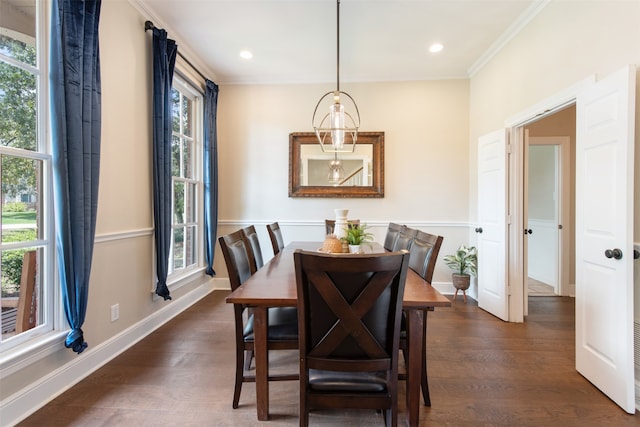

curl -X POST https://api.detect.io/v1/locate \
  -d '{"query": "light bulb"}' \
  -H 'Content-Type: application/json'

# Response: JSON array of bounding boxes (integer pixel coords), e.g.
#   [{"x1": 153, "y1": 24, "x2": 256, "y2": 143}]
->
[
  {"x1": 329, "y1": 99, "x2": 345, "y2": 149},
  {"x1": 328, "y1": 159, "x2": 344, "y2": 185}
]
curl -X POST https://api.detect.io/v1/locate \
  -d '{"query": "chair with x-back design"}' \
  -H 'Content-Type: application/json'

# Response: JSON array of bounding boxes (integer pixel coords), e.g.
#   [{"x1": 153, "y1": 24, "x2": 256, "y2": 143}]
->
[{"x1": 294, "y1": 249, "x2": 410, "y2": 427}]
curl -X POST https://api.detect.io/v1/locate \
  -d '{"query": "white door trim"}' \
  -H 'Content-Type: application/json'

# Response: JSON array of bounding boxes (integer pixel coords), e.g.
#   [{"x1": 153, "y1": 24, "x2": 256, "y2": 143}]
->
[
  {"x1": 505, "y1": 76, "x2": 594, "y2": 128},
  {"x1": 504, "y1": 77, "x2": 592, "y2": 321}
]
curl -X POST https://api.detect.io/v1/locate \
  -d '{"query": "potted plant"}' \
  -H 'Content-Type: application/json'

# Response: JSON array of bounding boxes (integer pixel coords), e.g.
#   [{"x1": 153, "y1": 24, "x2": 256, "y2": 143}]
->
[
  {"x1": 443, "y1": 245, "x2": 477, "y2": 301},
  {"x1": 343, "y1": 223, "x2": 373, "y2": 253}
]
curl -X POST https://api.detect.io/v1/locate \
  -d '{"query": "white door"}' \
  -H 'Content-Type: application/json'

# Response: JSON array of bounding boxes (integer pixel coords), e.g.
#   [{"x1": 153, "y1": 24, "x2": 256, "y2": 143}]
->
[
  {"x1": 477, "y1": 129, "x2": 509, "y2": 321},
  {"x1": 575, "y1": 65, "x2": 635, "y2": 414}
]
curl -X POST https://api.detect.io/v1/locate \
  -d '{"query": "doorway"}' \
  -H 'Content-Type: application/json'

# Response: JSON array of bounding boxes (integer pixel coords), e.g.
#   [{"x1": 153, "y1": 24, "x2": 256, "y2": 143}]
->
[
  {"x1": 491, "y1": 67, "x2": 636, "y2": 414},
  {"x1": 522, "y1": 106, "x2": 575, "y2": 314}
]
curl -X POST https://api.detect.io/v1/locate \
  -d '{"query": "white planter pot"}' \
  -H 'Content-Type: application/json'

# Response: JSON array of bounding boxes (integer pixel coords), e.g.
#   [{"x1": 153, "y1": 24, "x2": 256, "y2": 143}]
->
[{"x1": 348, "y1": 244, "x2": 361, "y2": 253}]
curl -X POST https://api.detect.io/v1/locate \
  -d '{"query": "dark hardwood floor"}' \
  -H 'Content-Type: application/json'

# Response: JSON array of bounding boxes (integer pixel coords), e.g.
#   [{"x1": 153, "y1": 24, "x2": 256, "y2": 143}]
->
[{"x1": 18, "y1": 291, "x2": 638, "y2": 426}]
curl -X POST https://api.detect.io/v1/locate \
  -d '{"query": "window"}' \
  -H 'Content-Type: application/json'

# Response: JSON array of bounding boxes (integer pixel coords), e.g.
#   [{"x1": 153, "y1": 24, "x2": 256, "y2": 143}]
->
[
  {"x1": 168, "y1": 77, "x2": 203, "y2": 281},
  {"x1": 1, "y1": 0, "x2": 55, "y2": 350}
]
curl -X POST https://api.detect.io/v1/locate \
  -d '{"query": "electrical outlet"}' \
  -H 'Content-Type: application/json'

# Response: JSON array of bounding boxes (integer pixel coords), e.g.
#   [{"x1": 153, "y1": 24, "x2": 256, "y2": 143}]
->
[{"x1": 110, "y1": 304, "x2": 119, "y2": 322}]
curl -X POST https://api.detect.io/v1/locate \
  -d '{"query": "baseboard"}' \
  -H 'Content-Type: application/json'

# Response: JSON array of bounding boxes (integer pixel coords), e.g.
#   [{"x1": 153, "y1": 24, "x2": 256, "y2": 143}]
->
[
  {"x1": 211, "y1": 277, "x2": 231, "y2": 290},
  {"x1": 1, "y1": 282, "x2": 214, "y2": 426},
  {"x1": 636, "y1": 320, "x2": 640, "y2": 411},
  {"x1": 432, "y1": 281, "x2": 455, "y2": 296}
]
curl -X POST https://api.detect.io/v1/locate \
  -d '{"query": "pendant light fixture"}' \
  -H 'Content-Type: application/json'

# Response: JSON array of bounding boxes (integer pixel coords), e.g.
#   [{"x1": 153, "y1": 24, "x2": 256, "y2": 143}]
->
[
  {"x1": 327, "y1": 152, "x2": 345, "y2": 185},
  {"x1": 312, "y1": 0, "x2": 360, "y2": 153}
]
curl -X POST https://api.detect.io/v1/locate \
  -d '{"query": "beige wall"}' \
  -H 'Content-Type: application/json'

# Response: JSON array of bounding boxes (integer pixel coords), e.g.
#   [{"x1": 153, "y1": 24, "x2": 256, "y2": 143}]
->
[
  {"x1": 2, "y1": 0, "x2": 210, "y2": 404},
  {"x1": 5, "y1": 0, "x2": 640, "y2": 418},
  {"x1": 214, "y1": 79, "x2": 472, "y2": 280},
  {"x1": 469, "y1": 0, "x2": 639, "y2": 319},
  {"x1": 3, "y1": 0, "x2": 471, "y2": 411},
  {"x1": 469, "y1": 0, "x2": 640, "y2": 240}
]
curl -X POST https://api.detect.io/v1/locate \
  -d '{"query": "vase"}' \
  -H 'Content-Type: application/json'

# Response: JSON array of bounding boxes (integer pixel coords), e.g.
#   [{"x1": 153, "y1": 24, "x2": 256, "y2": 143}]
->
[
  {"x1": 452, "y1": 274, "x2": 471, "y2": 290},
  {"x1": 452, "y1": 273, "x2": 471, "y2": 303},
  {"x1": 334, "y1": 208, "x2": 349, "y2": 239},
  {"x1": 348, "y1": 244, "x2": 361, "y2": 253}
]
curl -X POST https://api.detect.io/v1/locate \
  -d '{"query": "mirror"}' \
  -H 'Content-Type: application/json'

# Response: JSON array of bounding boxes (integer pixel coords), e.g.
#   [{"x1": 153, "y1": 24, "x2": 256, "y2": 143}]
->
[{"x1": 289, "y1": 132, "x2": 384, "y2": 198}]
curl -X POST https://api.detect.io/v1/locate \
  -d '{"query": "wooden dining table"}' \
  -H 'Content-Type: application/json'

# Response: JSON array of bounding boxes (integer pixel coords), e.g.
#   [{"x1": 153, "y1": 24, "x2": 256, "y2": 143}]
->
[{"x1": 225, "y1": 241, "x2": 451, "y2": 426}]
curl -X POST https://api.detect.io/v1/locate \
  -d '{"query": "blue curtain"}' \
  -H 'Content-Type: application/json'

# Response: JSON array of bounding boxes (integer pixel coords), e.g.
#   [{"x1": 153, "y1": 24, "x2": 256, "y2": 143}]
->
[
  {"x1": 50, "y1": 0, "x2": 102, "y2": 354},
  {"x1": 203, "y1": 80, "x2": 219, "y2": 276},
  {"x1": 151, "y1": 28, "x2": 177, "y2": 300}
]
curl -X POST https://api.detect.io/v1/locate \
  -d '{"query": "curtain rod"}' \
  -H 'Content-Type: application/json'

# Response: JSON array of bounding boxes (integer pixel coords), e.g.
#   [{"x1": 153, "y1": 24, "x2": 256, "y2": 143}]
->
[{"x1": 144, "y1": 20, "x2": 208, "y2": 82}]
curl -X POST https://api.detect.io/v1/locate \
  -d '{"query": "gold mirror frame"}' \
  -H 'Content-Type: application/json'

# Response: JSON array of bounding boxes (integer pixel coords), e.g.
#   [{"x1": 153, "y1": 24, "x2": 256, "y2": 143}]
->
[{"x1": 289, "y1": 132, "x2": 384, "y2": 198}]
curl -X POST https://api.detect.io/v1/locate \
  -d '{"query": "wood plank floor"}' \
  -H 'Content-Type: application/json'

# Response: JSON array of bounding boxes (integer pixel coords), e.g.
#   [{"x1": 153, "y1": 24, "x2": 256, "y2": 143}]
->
[
  {"x1": 528, "y1": 277, "x2": 555, "y2": 296},
  {"x1": 18, "y1": 291, "x2": 638, "y2": 426}
]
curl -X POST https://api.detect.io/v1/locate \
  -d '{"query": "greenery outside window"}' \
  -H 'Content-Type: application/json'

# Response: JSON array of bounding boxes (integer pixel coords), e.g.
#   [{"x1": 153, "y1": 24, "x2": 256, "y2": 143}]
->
[
  {"x1": 1, "y1": 0, "x2": 55, "y2": 351},
  {"x1": 169, "y1": 77, "x2": 203, "y2": 281}
]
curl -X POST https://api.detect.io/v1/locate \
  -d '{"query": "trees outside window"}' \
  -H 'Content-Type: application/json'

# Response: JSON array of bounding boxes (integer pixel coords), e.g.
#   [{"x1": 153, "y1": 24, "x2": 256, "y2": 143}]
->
[
  {"x1": 169, "y1": 78, "x2": 202, "y2": 278},
  {"x1": 1, "y1": 2, "x2": 53, "y2": 347}
]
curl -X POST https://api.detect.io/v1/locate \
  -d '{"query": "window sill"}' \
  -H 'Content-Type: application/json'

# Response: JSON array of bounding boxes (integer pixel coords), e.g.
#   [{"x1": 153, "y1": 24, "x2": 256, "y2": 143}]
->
[
  {"x1": 152, "y1": 266, "x2": 208, "y2": 299},
  {"x1": 0, "y1": 330, "x2": 68, "y2": 377}
]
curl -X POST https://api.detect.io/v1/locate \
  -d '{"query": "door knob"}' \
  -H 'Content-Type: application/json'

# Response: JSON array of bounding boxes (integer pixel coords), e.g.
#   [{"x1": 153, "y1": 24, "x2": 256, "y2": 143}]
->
[
  {"x1": 604, "y1": 248, "x2": 623, "y2": 260},
  {"x1": 524, "y1": 229, "x2": 533, "y2": 235},
  {"x1": 635, "y1": 249, "x2": 640, "y2": 260},
  {"x1": 475, "y1": 227, "x2": 483, "y2": 233}
]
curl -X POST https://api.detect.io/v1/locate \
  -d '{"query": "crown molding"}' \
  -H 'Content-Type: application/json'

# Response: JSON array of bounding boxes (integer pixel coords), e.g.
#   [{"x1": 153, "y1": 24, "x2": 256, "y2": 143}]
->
[{"x1": 468, "y1": 0, "x2": 551, "y2": 78}]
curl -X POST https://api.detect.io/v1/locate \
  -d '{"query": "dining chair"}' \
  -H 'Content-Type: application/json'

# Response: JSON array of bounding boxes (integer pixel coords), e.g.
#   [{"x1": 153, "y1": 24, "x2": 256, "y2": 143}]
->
[
  {"x1": 392, "y1": 226, "x2": 418, "y2": 251},
  {"x1": 408, "y1": 231, "x2": 444, "y2": 284},
  {"x1": 399, "y1": 230, "x2": 444, "y2": 406},
  {"x1": 294, "y1": 249, "x2": 410, "y2": 427},
  {"x1": 266, "y1": 222, "x2": 285, "y2": 256},
  {"x1": 218, "y1": 230, "x2": 298, "y2": 409},
  {"x1": 383, "y1": 222, "x2": 405, "y2": 251},
  {"x1": 241, "y1": 225, "x2": 263, "y2": 273},
  {"x1": 324, "y1": 219, "x2": 335, "y2": 235}
]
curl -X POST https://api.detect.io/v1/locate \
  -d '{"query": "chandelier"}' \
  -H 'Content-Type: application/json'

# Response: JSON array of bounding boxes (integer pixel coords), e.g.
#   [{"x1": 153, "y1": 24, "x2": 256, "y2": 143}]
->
[
  {"x1": 312, "y1": 0, "x2": 360, "y2": 153},
  {"x1": 327, "y1": 153, "x2": 345, "y2": 185}
]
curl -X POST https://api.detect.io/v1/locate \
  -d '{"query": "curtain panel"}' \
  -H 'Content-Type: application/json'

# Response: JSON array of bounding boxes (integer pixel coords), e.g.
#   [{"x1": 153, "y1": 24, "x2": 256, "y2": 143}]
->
[
  {"x1": 151, "y1": 28, "x2": 177, "y2": 300},
  {"x1": 203, "y1": 80, "x2": 219, "y2": 276},
  {"x1": 50, "y1": 0, "x2": 102, "y2": 354}
]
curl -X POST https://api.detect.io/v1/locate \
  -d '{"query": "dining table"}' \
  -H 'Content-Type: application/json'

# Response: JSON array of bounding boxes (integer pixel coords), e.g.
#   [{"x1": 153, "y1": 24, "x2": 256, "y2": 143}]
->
[{"x1": 225, "y1": 241, "x2": 451, "y2": 426}]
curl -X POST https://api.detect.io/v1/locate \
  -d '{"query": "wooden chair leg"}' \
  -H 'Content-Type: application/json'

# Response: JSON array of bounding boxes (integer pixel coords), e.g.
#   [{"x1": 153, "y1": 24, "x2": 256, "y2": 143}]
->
[
  {"x1": 421, "y1": 315, "x2": 431, "y2": 407},
  {"x1": 244, "y1": 350, "x2": 254, "y2": 370},
  {"x1": 233, "y1": 347, "x2": 244, "y2": 408}
]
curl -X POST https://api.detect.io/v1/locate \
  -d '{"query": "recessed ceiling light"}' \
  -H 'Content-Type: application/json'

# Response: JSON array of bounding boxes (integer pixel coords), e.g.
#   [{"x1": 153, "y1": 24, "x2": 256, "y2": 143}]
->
[
  {"x1": 239, "y1": 50, "x2": 253, "y2": 59},
  {"x1": 429, "y1": 43, "x2": 444, "y2": 53}
]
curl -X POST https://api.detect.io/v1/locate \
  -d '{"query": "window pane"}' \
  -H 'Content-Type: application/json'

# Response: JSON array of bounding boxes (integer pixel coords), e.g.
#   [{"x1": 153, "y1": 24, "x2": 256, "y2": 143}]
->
[
  {"x1": 182, "y1": 96, "x2": 192, "y2": 137},
  {"x1": 185, "y1": 225, "x2": 196, "y2": 267},
  {"x1": 185, "y1": 183, "x2": 196, "y2": 223},
  {"x1": 172, "y1": 227, "x2": 184, "y2": 270},
  {"x1": 171, "y1": 135, "x2": 180, "y2": 177},
  {"x1": 0, "y1": 61, "x2": 37, "y2": 151},
  {"x1": 0, "y1": 28, "x2": 37, "y2": 68},
  {"x1": 173, "y1": 180, "x2": 184, "y2": 225},
  {"x1": 1, "y1": 247, "x2": 42, "y2": 341},
  {"x1": 2, "y1": 156, "x2": 41, "y2": 241},
  {"x1": 183, "y1": 139, "x2": 193, "y2": 179},
  {"x1": 171, "y1": 89, "x2": 180, "y2": 133}
]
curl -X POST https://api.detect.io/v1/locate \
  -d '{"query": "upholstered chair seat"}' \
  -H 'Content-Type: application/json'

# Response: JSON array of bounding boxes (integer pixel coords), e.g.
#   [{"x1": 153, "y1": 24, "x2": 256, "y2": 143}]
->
[{"x1": 243, "y1": 306, "x2": 298, "y2": 341}]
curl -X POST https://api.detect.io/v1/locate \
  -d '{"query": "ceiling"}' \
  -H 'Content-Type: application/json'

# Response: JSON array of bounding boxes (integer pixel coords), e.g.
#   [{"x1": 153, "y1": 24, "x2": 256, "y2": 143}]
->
[{"x1": 136, "y1": 0, "x2": 546, "y2": 85}]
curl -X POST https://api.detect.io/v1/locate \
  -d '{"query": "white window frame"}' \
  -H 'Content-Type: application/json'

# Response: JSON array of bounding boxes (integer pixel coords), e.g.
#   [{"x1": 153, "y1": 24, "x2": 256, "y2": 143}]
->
[
  {"x1": 0, "y1": 0, "x2": 66, "y2": 367},
  {"x1": 166, "y1": 75, "x2": 205, "y2": 290}
]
